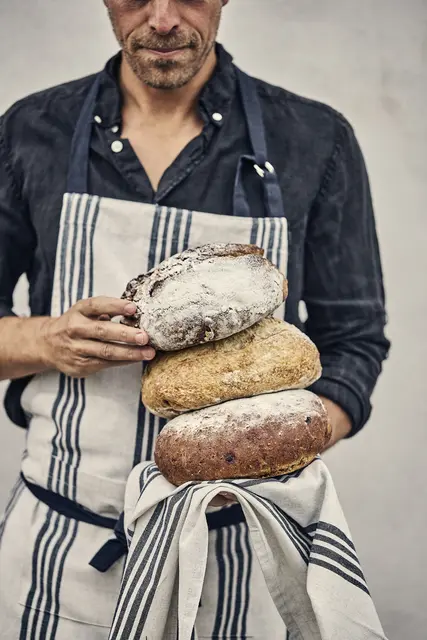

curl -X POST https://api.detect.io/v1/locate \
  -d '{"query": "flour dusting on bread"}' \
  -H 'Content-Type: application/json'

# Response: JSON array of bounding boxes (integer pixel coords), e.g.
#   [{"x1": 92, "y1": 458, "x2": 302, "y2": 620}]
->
[
  {"x1": 163, "y1": 390, "x2": 325, "y2": 439},
  {"x1": 121, "y1": 243, "x2": 287, "y2": 351}
]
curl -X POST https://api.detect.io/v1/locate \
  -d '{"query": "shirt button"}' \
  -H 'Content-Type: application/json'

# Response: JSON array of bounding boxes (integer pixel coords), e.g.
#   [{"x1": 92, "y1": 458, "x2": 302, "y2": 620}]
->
[
  {"x1": 111, "y1": 125, "x2": 119, "y2": 133},
  {"x1": 212, "y1": 112, "x2": 223, "y2": 123},
  {"x1": 111, "y1": 140, "x2": 124, "y2": 153},
  {"x1": 94, "y1": 115, "x2": 102, "y2": 124}
]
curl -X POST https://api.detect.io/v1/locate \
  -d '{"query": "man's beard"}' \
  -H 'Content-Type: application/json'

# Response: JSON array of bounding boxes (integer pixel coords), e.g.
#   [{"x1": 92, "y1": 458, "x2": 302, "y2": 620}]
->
[
  {"x1": 125, "y1": 32, "x2": 205, "y2": 90},
  {"x1": 108, "y1": 8, "x2": 221, "y2": 90}
]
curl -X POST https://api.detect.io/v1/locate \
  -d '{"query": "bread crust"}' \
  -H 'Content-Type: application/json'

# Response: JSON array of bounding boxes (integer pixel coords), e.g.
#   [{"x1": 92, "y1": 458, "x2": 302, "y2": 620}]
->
[
  {"x1": 154, "y1": 390, "x2": 331, "y2": 485},
  {"x1": 142, "y1": 318, "x2": 322, "y2": 418},
  {"x1": 120, "y1": 243, "x2": 288, "y2": 351}
]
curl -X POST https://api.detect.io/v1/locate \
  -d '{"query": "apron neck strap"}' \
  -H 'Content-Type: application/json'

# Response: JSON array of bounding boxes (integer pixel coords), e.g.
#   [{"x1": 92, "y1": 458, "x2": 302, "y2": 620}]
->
[
  {"x1": 233, "y1": 68, "x2": 285, "y2": 219},
  {"x1": 67, "y1": 73, "x2": 102, "y2": 194}
]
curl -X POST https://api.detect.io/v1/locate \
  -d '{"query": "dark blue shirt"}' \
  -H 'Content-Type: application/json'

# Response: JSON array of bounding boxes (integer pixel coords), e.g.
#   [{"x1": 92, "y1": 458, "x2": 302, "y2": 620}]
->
[{"x1": 0, "y1": 45, "x2": 390, "y2": 434}]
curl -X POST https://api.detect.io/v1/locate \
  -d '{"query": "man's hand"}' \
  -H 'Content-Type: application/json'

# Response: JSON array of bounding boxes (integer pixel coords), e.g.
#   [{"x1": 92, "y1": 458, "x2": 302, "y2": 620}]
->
[
  {"x1": 318, "y1": 396, "x2": 352, "y2": 451},
  {"x1": 39, "y1": 296, "x2": 155, "y2": 378}
]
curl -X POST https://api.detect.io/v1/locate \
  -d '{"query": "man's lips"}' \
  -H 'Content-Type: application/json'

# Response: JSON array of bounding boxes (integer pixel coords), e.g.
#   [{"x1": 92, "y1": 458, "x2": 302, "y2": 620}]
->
[{"x1": 141, "y1": 46, "x2": 189, "y2": 57}]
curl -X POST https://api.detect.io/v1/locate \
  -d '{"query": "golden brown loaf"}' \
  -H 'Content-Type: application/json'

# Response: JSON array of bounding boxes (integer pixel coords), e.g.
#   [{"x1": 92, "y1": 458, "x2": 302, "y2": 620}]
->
[
  {"x1": 121, "y1": 243, "x2": 288, "y2": 351},
  {"x1": 142, "y1": 318, "x2": 322, "y2": 418},
  {"x1": 154, "y1": 390, "x2": 331, "y2": 485}
]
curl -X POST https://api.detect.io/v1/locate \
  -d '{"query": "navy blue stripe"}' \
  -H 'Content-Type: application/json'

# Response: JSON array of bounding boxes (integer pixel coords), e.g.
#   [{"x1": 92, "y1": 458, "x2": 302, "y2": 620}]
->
[
  {"x1": 237, "y1": 466, "x2": 305, "y2": 488},
  {"x1": 230, "y1": 524, "x2": 245, "y2": 638},
  {"x1": 266, "y1": 217, "x2": 276, "y2": 263},
  {"x1": 276, "y1": 217, "x2": 284, "y2": 273},
  {"x1": 250, "y1": 217, "x2": 259, "y2": 245},
  {"x1": 139, "y1": 466, "x2": 161, "y2": 496},
  {"x1": 259, "y1": 217, "x2": 266, "y2": 250},
  {"x1": 62, "y1": 377, "x2": 80, "y2": 498},
  {"x1": 212, "y1": 527, "x2": 226, "y2": 637},
  {"x1": 48, "y1": 373, "x2": 66, "y2": 491},
  {"x1": 67, "y1": 196, "x2": 81, "y2": 310},
  {"x1": 170, "y1": 209, "x2": 183, "y2": 256},
  {"x1": 224, "y1": 527, "x2": 234, "y2": 636},
  {"x1": 19, "y1": 510, "x2": 54, "y2": 639},
  {"x1": 54, "y1": 376, "x2": 73, "y2": 494},
  {"x1": 134, "y1": 389, "x2": 145, "y2": 466},
  {"x1": 31, "y1": 514, "x2": 63, "y2": 638},
  {"x1": 311, "y1": 544, "x2": 366, "y2": 583},
  {"x1": 44, "y1": 519, "x2": 79, "y2": 639},
  {"x1": 315, "y1": 533, "x2": 360, "y2": 565},
  {"x1": 88, "y1": 197, "x2": 101, "y2": 300},
  {"x1": 182, "y1": 210, "x2": 192, "y2": 250},
  {"x1": 76, "y1": 197, "x2": 91, "y2": 299},
  {"x1": 310, "y1": 558, "x2": 370, "y2": 596},
  {"x1": 147, "y1": 206, "x2": 162, "y2": 271},
  {"x1": 145, "y1": 411, "x2": 157, "y2": 462},
  {"x1": 307, "y1": 521, "x2": 357, "y2": 552},
  {"x1": 241, "y1": 524, "x2": 252, "y2": 638},
  {"x1": 158, "y1": 207, "x2": 172, "y2": 264},
  {"x1": 59, "y1": 194, "x2": 74, "y2": 316},
  {"x1": 70, "y1": 378, "x2": 86, "y2": 501}
]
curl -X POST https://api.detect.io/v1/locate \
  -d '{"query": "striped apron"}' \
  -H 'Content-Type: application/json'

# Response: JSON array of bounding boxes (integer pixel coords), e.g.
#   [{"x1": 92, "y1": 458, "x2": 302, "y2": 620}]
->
[{"x1": 0, "y1": 68, "x2": 289, "y2": 639}]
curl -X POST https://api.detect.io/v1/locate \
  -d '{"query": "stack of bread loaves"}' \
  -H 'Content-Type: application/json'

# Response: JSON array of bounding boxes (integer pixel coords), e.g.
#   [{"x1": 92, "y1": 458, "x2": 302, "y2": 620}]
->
[{"x1": 121, "y1": 243, "x2": 331, "y2": 486}]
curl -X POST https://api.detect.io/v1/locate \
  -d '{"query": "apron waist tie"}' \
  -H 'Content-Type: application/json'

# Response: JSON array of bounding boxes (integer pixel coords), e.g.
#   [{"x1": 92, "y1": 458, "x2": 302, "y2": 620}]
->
[{"x1": 20, "y1": 473, "x2": 245, "y2": 572}]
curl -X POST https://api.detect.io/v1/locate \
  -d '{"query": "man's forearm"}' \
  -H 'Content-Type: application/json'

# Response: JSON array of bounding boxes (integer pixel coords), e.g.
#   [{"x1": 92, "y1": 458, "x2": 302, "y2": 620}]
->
[
  {"x1": 0, "y1": 316, "x2": 51, "y2": 381},
  {"x1": 318, "y1": 396, "x2": 352, "y2": 450}
]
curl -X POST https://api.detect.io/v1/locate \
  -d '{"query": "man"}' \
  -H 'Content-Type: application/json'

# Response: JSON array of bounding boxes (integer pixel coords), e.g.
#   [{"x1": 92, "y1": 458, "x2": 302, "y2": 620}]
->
[{"x1": 0, "y1": 0, "x2": 389, "y2": 638}]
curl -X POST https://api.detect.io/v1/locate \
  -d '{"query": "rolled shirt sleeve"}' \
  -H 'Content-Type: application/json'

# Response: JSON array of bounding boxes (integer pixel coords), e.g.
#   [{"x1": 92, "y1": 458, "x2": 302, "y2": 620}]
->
[
  {"x1": 0, "y1": 115, "x2": 35, "y2": 319},
  {"x1": 305, "y1": 117, "x2": 390, "y2": 436}
]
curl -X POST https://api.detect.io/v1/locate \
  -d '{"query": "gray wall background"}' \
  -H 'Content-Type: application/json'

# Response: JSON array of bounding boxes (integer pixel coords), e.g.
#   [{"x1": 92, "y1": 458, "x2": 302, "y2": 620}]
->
[{"x1": 0, "y1": 1, "x2": 426, "y2": 638}]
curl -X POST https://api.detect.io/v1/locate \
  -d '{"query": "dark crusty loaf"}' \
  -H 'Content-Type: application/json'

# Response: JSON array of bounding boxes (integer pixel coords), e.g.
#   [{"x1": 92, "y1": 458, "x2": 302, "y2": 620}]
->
[
  {"x1": 121, "y1": 243, "x2": 287, "y2": 351},
  {"x1": 142, "y1": 318, "x2": 322, "y2": 418},
  {"x1": 154, "y1": 390, "x2": 331, "y2": 485}
]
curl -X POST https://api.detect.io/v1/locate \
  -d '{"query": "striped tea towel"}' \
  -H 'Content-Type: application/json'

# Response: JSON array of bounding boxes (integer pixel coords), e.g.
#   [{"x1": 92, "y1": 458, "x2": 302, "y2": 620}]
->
[{"x1": 108, "y1": 459, "x2": 388, "y2": 640}]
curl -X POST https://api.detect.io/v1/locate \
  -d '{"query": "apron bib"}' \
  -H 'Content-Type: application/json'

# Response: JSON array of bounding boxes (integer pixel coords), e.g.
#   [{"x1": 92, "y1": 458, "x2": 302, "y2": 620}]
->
[{"x1": 1, "y1": 66, "x2": 290, "y2": 638}]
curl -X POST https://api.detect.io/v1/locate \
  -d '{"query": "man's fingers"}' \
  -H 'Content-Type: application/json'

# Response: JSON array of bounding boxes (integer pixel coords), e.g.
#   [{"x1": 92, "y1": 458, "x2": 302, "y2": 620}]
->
[
  {"x1": 76, "y1": 296, "x2": 137, "y2": 319},
  {"x1": 79, "y1": 319, "x2": 149, "y2": 346},
  {"x1": 76, "y1": 340, "x2": 155, "y2": 362}
]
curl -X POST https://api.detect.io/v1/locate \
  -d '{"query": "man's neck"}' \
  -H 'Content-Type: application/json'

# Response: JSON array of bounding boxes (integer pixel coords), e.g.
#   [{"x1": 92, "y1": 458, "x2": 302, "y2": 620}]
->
[{"x1": 119, "y1": 48, "x2": 217, "y2": 125}]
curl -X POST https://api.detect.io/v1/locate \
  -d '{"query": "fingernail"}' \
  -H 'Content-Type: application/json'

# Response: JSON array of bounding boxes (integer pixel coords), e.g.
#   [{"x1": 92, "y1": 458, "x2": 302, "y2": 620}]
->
[
  {"x1": 136, "y1": 332, "x2": 148, "y2": 345},
  {"x1": 124, "y1": 303, "x2": 137, "y2": 315},
  {"x1": 144, "y1": 348, "x2": 156, "y2": 360}
]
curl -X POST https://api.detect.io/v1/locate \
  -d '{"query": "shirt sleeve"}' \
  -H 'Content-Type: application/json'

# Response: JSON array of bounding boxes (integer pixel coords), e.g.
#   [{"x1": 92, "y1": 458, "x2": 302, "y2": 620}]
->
[
  {"x1": 305, "y1": 116, "x2": 390, "y2": 436},
  {"x1": 0, "y1": 115, "x2": 36, "y2": 318}
]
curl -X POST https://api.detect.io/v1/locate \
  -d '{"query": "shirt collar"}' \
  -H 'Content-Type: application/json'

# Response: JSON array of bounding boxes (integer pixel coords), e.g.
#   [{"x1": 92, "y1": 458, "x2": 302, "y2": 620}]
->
[{"x1": 94, "y1": 43, "x2": 236, "y2": 131}]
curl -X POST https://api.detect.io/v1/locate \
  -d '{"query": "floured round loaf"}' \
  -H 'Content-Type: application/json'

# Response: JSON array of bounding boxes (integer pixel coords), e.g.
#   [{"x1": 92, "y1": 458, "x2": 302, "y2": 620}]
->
[
  {"x1": 154, "y1": 390, "x2": 331, "y2": 485},
  {"x1": 142, "y1": 318, "x2": 322, "y2": 418},
  {"x1": 121, "y1": 243, "x2": 287, "y2": 351}
]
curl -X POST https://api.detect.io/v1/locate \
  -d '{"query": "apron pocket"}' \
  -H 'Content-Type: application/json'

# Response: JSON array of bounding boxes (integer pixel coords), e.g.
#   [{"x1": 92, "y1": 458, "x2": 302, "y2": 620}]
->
[{"x1": 18, "y1": 493, "x2": 123, "y2": 628}]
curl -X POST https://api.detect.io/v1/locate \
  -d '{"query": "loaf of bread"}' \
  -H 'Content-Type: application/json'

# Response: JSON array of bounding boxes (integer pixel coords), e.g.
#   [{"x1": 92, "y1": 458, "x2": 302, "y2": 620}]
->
[
  {"x1": 154, "y1": 390, "x2": 330, "y2": 485},
  {"x1": 121, "y1": 243, "x2": 287, "y2": 351},
  {"x1": 142, "y1": 318, "x2": 322, "y2": 418}
]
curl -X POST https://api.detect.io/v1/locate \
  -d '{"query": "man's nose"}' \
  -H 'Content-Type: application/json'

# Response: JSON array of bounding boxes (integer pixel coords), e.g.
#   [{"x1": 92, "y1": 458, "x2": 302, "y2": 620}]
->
[{"x1": 148, "y1": 0, "x2": 181, "y2": 35}]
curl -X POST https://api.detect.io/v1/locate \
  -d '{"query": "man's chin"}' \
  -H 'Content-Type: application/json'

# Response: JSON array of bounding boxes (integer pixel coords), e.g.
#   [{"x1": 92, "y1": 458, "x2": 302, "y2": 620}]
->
[{"x1": 134, "y1": 63, "x2": 198, "y2": 90}]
